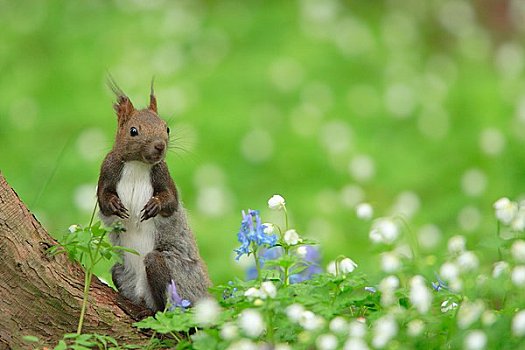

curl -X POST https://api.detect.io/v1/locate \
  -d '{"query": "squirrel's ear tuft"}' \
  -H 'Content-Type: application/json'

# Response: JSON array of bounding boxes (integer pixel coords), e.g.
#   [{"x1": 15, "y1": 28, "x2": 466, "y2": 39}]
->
[
  {"x1": 149, "y1": 77, "x2": 157, "y2": 113},
  {"x1": 107, "y1": 74, "x2": 135, "y2": 123}
]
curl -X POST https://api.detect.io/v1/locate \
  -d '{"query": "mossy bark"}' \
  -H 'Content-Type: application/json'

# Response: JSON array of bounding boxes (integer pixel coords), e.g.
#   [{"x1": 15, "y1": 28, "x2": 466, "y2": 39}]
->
[{"x1": 0, "y1": 173, "x2": 150, "y2": 349}]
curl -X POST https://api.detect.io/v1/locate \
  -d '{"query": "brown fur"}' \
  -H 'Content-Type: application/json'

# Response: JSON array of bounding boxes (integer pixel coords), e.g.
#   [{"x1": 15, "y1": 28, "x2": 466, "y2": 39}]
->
[{"x1": 97, "y1": 81, "x2": 211, "y2": 312}]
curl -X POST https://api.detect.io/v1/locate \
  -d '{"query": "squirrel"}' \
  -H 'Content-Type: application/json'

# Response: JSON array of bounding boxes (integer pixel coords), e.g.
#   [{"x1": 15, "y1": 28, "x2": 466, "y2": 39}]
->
[{"x1": 97, "y1": 80, "x2": 211, "y2": 312}]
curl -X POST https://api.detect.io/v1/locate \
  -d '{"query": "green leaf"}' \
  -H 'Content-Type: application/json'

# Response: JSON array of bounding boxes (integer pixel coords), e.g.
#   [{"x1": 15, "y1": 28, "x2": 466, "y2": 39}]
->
[
  {"x1": 54, "y1": 340, "x2": 68, "y2": 350},
  {"x1": 113, "y1": 246, "x2": 139, "y2": 255},
  {"x1": 22, "y1": 335, "x2": 39, "y2": 343}
]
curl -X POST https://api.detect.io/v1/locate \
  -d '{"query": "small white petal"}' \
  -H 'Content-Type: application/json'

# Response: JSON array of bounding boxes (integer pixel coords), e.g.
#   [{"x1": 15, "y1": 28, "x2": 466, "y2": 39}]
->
[
  {"x1": 283, "y1": 229, "x2": 301, "y2": 245},
  {"x1": 194, "y1": 298, "x2": 220, "y2": 327},
  {"x1": 339, "y1": 257, "x2": 358, "y2": 274},
  {"x1": 238, "y1": 309, "x2": 265, "y2": 338},
  {"x1": 268, "y1": 194, "x2": 286, "y2": 210},
  {"x1": 512, "y1": 310, "x2": 525, "y2": 336},
  {"x1": 356, "y1": 202, "x2": 374, "y2": 220},
  {"x1": 260, "y1": 281, "x2": 277, "y2": 299}
]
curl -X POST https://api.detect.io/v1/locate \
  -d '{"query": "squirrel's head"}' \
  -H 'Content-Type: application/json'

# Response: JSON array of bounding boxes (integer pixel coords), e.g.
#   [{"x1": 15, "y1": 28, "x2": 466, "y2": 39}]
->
[{"x1": 109, "y1": 79, "x2": 170, "y2": 165}]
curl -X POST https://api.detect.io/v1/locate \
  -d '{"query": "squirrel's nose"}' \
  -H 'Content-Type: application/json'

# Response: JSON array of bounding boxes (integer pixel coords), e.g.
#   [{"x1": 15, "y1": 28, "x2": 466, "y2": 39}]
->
[{"x1": 154, "y1": 142, "x2": 165, "y2": 152}]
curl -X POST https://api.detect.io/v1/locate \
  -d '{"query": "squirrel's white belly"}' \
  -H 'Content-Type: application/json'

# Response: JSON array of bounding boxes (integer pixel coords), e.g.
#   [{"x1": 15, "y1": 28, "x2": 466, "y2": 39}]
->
[{"x1": 116, "y1": 161, "x2": 156, "y2": 302}]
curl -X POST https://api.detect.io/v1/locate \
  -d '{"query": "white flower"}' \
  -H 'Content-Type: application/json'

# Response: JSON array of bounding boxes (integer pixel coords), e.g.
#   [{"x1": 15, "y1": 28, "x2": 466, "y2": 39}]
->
[
  {"x1": 369, "y1": 218, "x2": 399, "y2": 244},
  {"x1": 329, "y1": 316, "x2": 348, "y2": 334},
  {"x1": 457, "y1": 251, "x2": 479, "y2": 272},
  {"x1": 379, "y1": 275, "x2": 400, "y2": 292},
  {"x1": 260, "y1": 281, "x2": 277, "y2": 299},
  {"x1": 286, "y1": 303, "x2": 305, "y2": 322},
  {"x1": 448, "y1": 235, "x2": 466, "y2": 254},
  {"x1": 226, "y1": 339, "x2": 258, "y2": 350},
  {"x1": 512, "y1": 240, "x2": 525, "y2": 262},
  {"x1": 263, "y1": 223, "x2": 275, "y2": 235},
  {"x1": 481, "y1": 311, "x2": 497, "y2": 327},
  {"x1": 340, "y1": 257, "x2": 358, "y2": 274},
  {"x1": 449, "y1": 279, "x2": 463, "y2": 293},
  {"x1": 407, "y1": 319, "x2": 425, "y2": 337},
  {"x1": 194, "y1": 297, "x2": 220, "y2": 327},
  {"x1": 492, "y1": 261, "x2": 509, "y2": 278},
  {"x1": 494, "y1": 197, "x2": 518, "y2": 225},
  {"x1": 327, "y1": 261, "x2": 337, "y2": 275},
  {"x1": 283, "y1": 229, "x2": 301, "y2": 245},
  {"x1": 274, "y1": 344, "x2": 292, "y2": 350},
  {"x1": 68, "y1": 224, "x2": 79, "y2": 233},
  {"x1": 299, "y1": 310, "x2": 325, "y2": 330},
  {"x1": 268, "y1": 194, "x2": 286, "y2": 210},
  {"x1": 238, "y1": 309, "x2": 265, "y2": 338},
  {"x1": 512, "y1": 310, "x2": 525, "y2": 336},
  {"x1": 296, "y1": 246, "x2": 308, "y2": 257},
  {"x1": 356, "y1": 203, "x2": 374, "y2": 220},
  {"x1": 316, "y1": 334, "x2": 338, "y2": 350},
  {"x1": 464, "y1": 330, "x2": 487, "y2": 350},
  {"x1": 512, "y1": 265, "x2": 525, "y2": 287},
  {"x1": 441, "y1": 299, "x2": 459, "y2": 313},
  {"x1": 512, "y1": 205, "x2": 525, "y2": 231},
  {"x1": 409, "y1": 275, "x2": 432, "y2": 314},
  {"x1": 344, "y1": 338, "x2": 369, "y2": 350},
  {"x1": 380, "y1": 252, "x2": 401, "y2": 273},
  {"x1": 379, "y1": 275, "x2": 399, "y2": 307},
  {"x1": 372, "y1": 315, "x2": 398, "y2": 349},
  {"x1": 349, "y1": 320, "x2": 367, "y2": 338},
  {"x1": 440, "y1": 262, "x2": 459, "y2": 282},
  {"x1": 244, "y1": 287, "x2": 262, "y2": 300},
  {"x1": 327, "y1": 258, "x2": 358, "y2": 275},
  {"x1": 220, "y1": 322, "x2": 238, "y2": 340},
  {"x1": 457, "y1": 300, "x2": 484, "y2": 329}
]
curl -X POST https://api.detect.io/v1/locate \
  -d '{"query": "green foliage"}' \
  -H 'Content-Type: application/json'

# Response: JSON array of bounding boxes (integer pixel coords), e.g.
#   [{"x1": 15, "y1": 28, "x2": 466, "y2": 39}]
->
[
  {"x1": 48, "y1": 220, "x2": 138, "y2": 335},
  {"x1": 48, "y1": 221, "x2": 131, "y2": 271},
  {"x1": 23, "y1": 333, "x2": 124, "y2": 350}
]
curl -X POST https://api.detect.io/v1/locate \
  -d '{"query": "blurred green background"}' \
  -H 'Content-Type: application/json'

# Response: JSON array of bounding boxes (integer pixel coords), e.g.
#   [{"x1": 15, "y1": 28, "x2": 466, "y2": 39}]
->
[{"x1": 1, "y1": 0, "x2": 525, "y2": 284}]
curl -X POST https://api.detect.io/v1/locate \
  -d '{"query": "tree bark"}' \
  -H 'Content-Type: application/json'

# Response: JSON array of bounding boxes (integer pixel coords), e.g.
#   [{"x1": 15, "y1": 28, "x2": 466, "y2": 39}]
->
[{"x1": 0, "y1": 172, "x2": 151, "y2": 349}]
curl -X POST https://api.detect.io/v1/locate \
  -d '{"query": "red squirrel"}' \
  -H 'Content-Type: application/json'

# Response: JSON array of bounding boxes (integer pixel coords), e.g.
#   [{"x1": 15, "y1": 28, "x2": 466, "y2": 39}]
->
[{"x1": 97, "y1": 80, "x2": 211, "y2": 312}]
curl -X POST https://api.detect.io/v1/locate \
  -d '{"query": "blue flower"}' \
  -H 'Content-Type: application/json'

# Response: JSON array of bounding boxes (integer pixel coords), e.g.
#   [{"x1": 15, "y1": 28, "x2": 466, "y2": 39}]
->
[
  {"x1": 167, "y1": 280, "x2": 191, "y2": 310},
  {"x1": 290, "y1": 246, "x2": 322, "y2": 284},
  {"x1": 431, "y1": 273, "x2": 449, "y2": 292},
  {"x1": 235, "y1": 209, "x2": 277, "y2": 260}
]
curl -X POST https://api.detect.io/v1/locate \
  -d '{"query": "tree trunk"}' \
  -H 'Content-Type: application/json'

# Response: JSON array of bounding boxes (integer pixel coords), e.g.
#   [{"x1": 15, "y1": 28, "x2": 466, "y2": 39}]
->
[{"x1": 0, "y1": 172, "x2": 151, "y2": 349}]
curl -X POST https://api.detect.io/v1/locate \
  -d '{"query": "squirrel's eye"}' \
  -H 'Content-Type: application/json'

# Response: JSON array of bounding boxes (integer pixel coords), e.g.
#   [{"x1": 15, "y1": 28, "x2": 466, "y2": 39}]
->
[
  {"x1": 130, "y1": 127, "x2": 139, "y2": 137},
  {"x1": 167, "y1": 127, "x2": 170, "y2": 134}
]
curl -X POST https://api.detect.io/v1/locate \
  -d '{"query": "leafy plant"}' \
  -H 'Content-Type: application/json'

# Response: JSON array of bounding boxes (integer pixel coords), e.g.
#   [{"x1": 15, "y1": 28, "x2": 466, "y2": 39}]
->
[{"x1": 47, "y1": 206, "x2": 137, "y2": 335}]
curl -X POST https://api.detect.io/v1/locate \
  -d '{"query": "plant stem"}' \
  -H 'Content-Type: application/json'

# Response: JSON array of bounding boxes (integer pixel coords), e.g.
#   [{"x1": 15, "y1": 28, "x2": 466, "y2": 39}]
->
[
  {"x1": 77, "y1": 270, "x2": 93, "y2": 335},
  {"x1": 283, "y1": 207, "x2": 289, "y2": 231},
  {"x1": 76, "y1": 227, "x2": 106, "y2": 335},
  {"x1": 265, "y1": 302, "x2": 274, "y2": 341},
  {"x1": 88, "y1": 201, "x2": 98, "y2": 227},
  {"x1": 253, "y1": 244, "x2": 261, "y2": 281},
  {"x1": 283, "y1": 246, "x2": 290, "y2": 286}
]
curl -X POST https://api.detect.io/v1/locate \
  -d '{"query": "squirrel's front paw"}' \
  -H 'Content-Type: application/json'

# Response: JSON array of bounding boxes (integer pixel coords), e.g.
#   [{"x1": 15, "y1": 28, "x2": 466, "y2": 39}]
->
[
  {"x1": 107, "y1": 196, "x2": 129, "y2": 219},
  {"x1": 141, "y1": 196, "x2": 161, "y2": 221}
]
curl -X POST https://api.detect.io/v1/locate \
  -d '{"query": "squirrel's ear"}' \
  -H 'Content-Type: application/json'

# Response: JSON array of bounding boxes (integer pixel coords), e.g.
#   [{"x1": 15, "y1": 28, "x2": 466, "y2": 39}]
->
[
  {"x1": 113, "y1": 95, "x2": 135, "y2": 123},
  {"x1": 149, "y1": 77, "x2": 157, "y2": 113},
  {"x1": 107, "y1": 75, "x2": 135, "y2": 123}
]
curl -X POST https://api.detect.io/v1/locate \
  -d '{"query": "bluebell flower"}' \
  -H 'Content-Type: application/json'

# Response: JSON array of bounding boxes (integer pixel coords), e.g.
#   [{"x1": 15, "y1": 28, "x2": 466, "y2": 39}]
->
[
  {"x1": 365, "y1": 286, "x2": 377, "y2": 293},
  {"x1": 167, "y1": 280, "x2": 191, "y2": 310},
  {"x1": 431, "y1": 273, "x2": 449, "y2": 292},
  {"x1": 290, "y1": 246, "x2": 322, "y2": 284},
  {"x1": 235, "y1": 209, "x2": 277, "y2": 260}
]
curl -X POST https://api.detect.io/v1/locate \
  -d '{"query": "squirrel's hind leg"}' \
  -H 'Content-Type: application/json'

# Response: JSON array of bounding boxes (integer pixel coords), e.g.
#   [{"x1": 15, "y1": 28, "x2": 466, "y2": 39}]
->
[
  {"x1": 111, "y1": 263, "x2": 125, "y2": 291},
  {"x1": 144, "y1": 250, "x2": 210, "y2": 311},
  {"x1": 144, "y1": 250, "x2": 172, "y2": 311}
]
